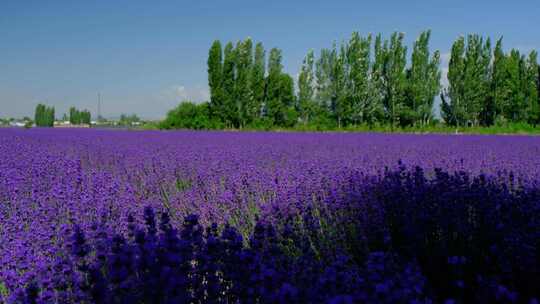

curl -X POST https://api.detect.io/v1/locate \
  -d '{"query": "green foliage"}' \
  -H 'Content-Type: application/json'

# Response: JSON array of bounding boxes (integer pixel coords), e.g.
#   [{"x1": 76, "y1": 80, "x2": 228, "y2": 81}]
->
[
  {"x1": 381, "y1": 32, "x2": 408, "y2": 128},
  {"x1": 208, "y1": 40, "x2": 223, "y2": 120},
  {"x1": 221, "y1": 42, "x2": 237, "y2": 127},
  {"x1": 298, "y1": 49, "x2": 315, "y2": 124},
  {"x1": 348, "y1": 32, "x2": 376, "y2": 125},
  {"x1": 69, "y1": 107, "x2": 91, "y2": 125},
  {"x1": 0, "y1": 281, "x2": 7, "y2": 303},
  {"x1": 139, "y1": 121, "x2": 160, "y2": 130},
  {"x1": 526, "y1": 51, "x2": 539, "y2": 124},
  {"x1": 314, "y1": 42, "x2": 348, "y2": 127},
  {"x1": 443, "y1": 35, "x2": 492, "y2": 127},
  {"x1": 235, "y1": 38, "x2": 253, "y2": 127},
  {"x1": 265, "y1": 48, "x2": 285, "y2": 125},
  {"x1": 34, "y1": 103, "x2": 55, "y2": 127},
  {"x1": 406, "y1": 30, "x2": 441, "y2": 126},
  {"x1": 251, "y1": 42, "x2": 266, "y2": 120},
  {"x1": 197, "y1": 33, "x2": 540, "y2": 133},
  {"x1": 492, "y1": 37, "x2": 507, "y2": 121},
  {"x1": 160, "y1": 101, "x2": 222, "y2": 130},
  {"x1": 464, "y1": 35, "x2": 491, "y2": 126}
]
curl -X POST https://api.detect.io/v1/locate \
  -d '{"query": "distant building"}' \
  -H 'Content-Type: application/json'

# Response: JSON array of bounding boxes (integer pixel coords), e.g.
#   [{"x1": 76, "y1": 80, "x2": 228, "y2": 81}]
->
[
  {"x1": 54, "y1": 121, "x2": 90, "y2": 128},
  {"x1": 54, "y1": 121, "x2": 71, "y2": 127},
  {"x1": 10, "y1": 121, "x2": 26, "y2": 127}
]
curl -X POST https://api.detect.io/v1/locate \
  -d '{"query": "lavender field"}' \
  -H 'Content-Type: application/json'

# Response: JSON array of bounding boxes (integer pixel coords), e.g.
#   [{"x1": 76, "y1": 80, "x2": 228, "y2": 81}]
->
[{"x1": 1, "y1": 128, "x2": 540, "y2": 303}]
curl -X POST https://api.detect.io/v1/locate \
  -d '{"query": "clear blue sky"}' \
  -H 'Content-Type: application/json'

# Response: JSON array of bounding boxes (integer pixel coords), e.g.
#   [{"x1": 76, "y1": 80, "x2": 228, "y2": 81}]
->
[{"x1": 1, "y1": 1, "x2": 539, "y2": 119}]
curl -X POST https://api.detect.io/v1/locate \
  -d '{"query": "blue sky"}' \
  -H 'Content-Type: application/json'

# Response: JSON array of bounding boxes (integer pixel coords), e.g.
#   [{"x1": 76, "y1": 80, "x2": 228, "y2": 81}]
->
[{"x1": 1, "y1": 1, "x2": 539, "y2": 119}]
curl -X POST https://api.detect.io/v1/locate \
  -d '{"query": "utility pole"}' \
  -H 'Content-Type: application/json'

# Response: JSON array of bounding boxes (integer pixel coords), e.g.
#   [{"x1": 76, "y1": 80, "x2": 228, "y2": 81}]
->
[{"x1": 98, "y1": 92, "x2": 102, "y2": 122}]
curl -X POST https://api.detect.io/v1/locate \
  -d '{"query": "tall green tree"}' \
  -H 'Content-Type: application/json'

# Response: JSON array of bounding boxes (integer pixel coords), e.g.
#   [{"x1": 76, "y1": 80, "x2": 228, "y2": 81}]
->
[
  {"x1": 504, "y1": 49, "x2": 527, "y2": 122},
  {"x1": 81, "y1": 110, "x2": 91, "y2": 124},
  {"x1": 35, "y1": 104, "x2": 54, "y2": 127},
  {"x1": 462, "y1": 35, "x2": 491, "y2": 126},
  {"x1": 265, "y1": 48, "x2": 284, "y2": 124},
  {"x1": 69, "y1": 107, "x2": 79, "y2": 124},
  {"x1": 235, "y1": 38, "x2": 253, "y2": 127},
  {"x1": 69, "y1": 107, "x2": 90, "y2": 125},
  {"x1": 314, "y1": 43, "x2": 348, "y2": 127},
  {"x1": 492, "y1": 37, "x2": 507, "y2": 122},
  {"x1": 332, "y1": 44, "x2": 348, "y2": 127},
  {"x1": 406, "y1": 30, "x2": 441, "y2": 126},
  {"x1": 207, "y1": 40, "x2": 223, "y2": 120},
  {"x1": 478, "y1": 38, "x2": 494, "y2": 126},
  {"x1": 221, "y1": 42, "x2": 237, "y2": 127},
  {"x1": 48, "y1": 105, "x2": 54, "y2": 126},
  {"x1": 370, "y1": 34, "x2": 387, "y2": 125},
  {"x1": 251, "y1": 42, "x2": 266, "y2": 120},
  {"x1": 381, "y1": 32, "x2": 407, "y2": 129},
  {"x1": 347, "y1": 32, "x2": 373, "y2": 125},
  {"x1": 34, "y1": 104, "x2": 43, "y2": 126},
  {"x1": 279, "y1": 73, "x2": 297, "y2": 127},
  {"x1": 526, "y1": 50, "x2": 539, "y2": 124},
  {"x1": 315, "y1": 48, "x2": 334, "y2": 113},
  {"x1": 298, "y1": 49, "x2": 316, "y2": 124},
  {"x1": 442, "y1": 36, "x2": 466, "y2": 127}
]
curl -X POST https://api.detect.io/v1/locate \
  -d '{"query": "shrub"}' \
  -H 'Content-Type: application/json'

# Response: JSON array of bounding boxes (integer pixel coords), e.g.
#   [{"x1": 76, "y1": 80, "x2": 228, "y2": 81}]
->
[{"x1": 160, "y1": 101, "x2": 223, "y2": 130}]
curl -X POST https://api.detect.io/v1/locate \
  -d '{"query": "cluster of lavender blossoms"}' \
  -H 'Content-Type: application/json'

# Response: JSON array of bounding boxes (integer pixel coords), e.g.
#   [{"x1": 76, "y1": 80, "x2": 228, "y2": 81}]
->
[{"x1": 1, "y1": 128, "x2": 539, "y2": 303}]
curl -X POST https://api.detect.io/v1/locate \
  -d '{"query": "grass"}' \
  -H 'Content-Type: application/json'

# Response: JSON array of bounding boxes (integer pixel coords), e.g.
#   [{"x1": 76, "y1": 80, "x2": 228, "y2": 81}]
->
[
  {"x1": 264, "y1": 122, "x2": 540, "y2": 135},
  {"x1": 99, "y1": 120, "x2": 540, "y2": 135}
]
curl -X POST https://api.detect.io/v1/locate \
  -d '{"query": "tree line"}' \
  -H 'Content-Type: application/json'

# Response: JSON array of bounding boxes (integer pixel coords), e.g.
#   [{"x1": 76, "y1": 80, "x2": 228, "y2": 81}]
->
[
  {"x1": 297, "y1": 31, "x2": 442, "y2": 129},
  {"x1": 163, "y1": 31, "x2": 540, "y2": 130},
  {"x1": 32, "y1": 105, "x2": 92, "y2": 127},
  {"x1": 34, "y1": 104, "x2": 55, "y2": 127},
  {"x1": 206, "y1": 31, "x2": 442, "y2": 129}
]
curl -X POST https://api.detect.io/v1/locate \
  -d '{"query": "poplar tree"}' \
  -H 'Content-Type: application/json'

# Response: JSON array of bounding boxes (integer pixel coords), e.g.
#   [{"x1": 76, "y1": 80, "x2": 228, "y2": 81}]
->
[
  {"x1": 314, "y1": 43, "x2": 348, "y2": 127},
  {"x1": 48, "y1": 107, "x2": 55, "y2": 126},
  {"x1": 315, "y1": 48, "x2": 334, "y2": 112},
  {"x1": 222, "y1": 42, "x2": 237, "y2": 127},
  {"x1": 492, "y1": 37, "x2": 507, "y2": 122},
  {"x1": 35, "y1": 104, "x2": 55, "y2": 127},
  {"x1": 526, "y1": 51, "x2": 539, "y2": 124},
  {"x1": 504, "y1": 49, "x2": 526, "y2": 122},
  {"x1": 266, "y1": 48, "x2": 284, "y2": 124},
  {"x1": 332, "y1": 44, "x2": 347, "y2": 127},
  {"x1": 347, "y1": 32, "x2": 373, "y2": 125},
  {"x1": 279, "y1": 73, "x2": 297, "y2": 127},
  {"x1": 298, "y1": 50, "x2": 315, "y2": 124},
  {"x1": 235, "y1": 38, "x2": 253, "y2": 127},
  {"x1": 34, "y1": 104, "x2": 43, "y2": 126},
  {"x1": 81, "y1": 110, "x2": 91, "y2": 124},
  {"x1": 462, "y1": 35, "x2": 491, "y2": 126},
  {"x1": 207, "y1": 40, "x2": 223, "y2": 121},
  {"x1": 371, "y1": 34, "x2": 387, "y2": 125},
  {"x1": 442, "y1": 36, "x2": 466, "y2": 127},
  {"x1": 251, "y1": 42, "x2": 266, "y2": 120},
  {"x1": 382, "y1": 32, "x2": 407, "y2": 129},
  {"x1": 479, "y1": 38, "x2": 494, "y2": 126},
  {"x1": 70, "y1": 107, "x2": 79, "y2": 124},
  {"x1": 407, "y1": 30, "x2": 441, "y2": 126}
]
